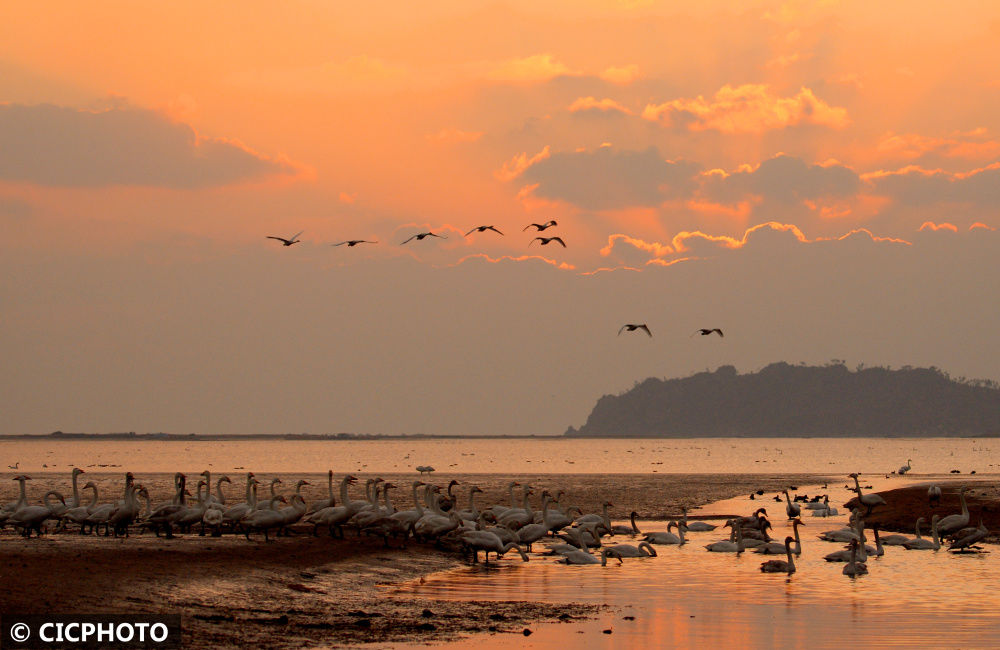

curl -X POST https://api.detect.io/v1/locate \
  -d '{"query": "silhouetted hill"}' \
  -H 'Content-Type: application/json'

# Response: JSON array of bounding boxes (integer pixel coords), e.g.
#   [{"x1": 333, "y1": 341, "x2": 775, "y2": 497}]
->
[{"x1": 565, "y1": 363, "x2": 1000, "y2": 437}]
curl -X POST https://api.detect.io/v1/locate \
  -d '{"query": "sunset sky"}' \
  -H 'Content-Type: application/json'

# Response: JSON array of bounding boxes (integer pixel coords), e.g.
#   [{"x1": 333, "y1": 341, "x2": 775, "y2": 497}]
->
[{"x1": 2, "y1": 1, "x2": 998, "y2": 436}]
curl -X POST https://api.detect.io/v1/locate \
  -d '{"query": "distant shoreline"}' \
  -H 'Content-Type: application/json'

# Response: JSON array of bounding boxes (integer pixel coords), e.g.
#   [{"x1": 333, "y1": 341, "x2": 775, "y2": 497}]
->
[{"x1": 2, "y1": 432, "x2": 999, "y2": 441}]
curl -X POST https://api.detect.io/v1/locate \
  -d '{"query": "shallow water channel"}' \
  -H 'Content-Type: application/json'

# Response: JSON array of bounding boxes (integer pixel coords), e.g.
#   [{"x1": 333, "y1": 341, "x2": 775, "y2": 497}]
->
[{"x1": 389, "y1": 482, "x2": 1000, "y2": 649}]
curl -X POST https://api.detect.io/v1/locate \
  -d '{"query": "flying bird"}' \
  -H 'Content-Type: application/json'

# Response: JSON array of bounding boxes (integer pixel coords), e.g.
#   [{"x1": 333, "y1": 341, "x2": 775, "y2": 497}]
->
[
  {"x1": 693, "y1": 328, "x2": 724, "y2": 337},
  {"x1": 333, "y1": 240, "x2": 377, "y2": 247},
  {"x1": 465, "y1": 225, "x2": 504, "y2": 236},
  {"x1": 522, "y1": 220, "x2": 558, "y2": 232},
  {"x1": 618, "y1": 324, "x2": 652, "y2": 337},
  {"x1": 266, "y1": 230, "x2": 304, "y2": 246},
  {"x1": 401, "y1": 232, "x2": 448, "y2": 244},
  {"x1": 529, "y1": 236, "x2": 566, "y2": 248}
]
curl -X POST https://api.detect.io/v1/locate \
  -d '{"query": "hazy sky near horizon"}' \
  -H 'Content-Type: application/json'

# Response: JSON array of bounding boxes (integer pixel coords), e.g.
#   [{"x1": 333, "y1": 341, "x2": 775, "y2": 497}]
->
[{"x1": 1, "y1": 1, "x2": 998, "y2": 436}]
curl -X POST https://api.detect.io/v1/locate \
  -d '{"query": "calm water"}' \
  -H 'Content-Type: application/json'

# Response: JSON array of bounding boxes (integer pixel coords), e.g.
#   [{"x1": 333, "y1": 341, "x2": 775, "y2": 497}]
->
[
  {"x1": 0, "y1": 437, "x2": 996, "y2": 475},
  {"x1": 391, "y1": 483, "x2": 1000, "y2": 649}
]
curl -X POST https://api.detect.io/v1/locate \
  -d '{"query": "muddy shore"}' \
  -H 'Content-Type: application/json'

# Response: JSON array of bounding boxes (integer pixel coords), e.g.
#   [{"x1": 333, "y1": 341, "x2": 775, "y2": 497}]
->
[
  {"x1": 2, "y1": 472, "x2": 835, "y2": 648},
  {"x1": 853, "y1": 480, "x2": 1000, "y2": 542}
]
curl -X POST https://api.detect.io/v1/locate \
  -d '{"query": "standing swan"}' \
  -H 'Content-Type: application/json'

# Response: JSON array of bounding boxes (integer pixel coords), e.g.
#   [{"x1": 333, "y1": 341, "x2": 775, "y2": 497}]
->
[
  {"x1": 935, "y1": 486, "x2": 969, "y2": 538},
  {"x1": 928, "y1": 485, "x2": 942, "y2": 507},
  {"x1": 783, "y1": 490, "x2": 801, "y2": 519}
]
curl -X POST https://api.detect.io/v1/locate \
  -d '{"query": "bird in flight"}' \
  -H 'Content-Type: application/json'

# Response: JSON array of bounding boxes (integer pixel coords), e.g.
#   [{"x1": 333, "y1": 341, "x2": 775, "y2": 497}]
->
[
  {"x1": 332, "y1": 240, "x2": 377, "y2": 247},
  {"x1": 266, "y1": 230, "x2": 303, "y2": 246},
  {"x1": 693, "y1": 328, "x2": 724, "y2": 337},
  {"x1": 618, "y1": 324, "x2": 652, "y2": 337},
  {"x1": 465, "y1": 225, "x2": 504, "y2": 236},
  {"x1": 400, "y1": 232, "x2": 448, "y2": 245},
  {"x1": 529, "y1": 236, "x2": 566, "y2": 248},
  {"x1": 523, "y1": 220, "x2": 558, "y2": 232}
]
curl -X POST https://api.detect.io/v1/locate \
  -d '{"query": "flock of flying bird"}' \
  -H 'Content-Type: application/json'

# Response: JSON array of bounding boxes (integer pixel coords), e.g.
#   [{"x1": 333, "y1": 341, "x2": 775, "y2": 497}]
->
[
  {"x1": 268, "y1": 223, "x2": 723, "y2": 339},
  {"x1": 0, "y1": 468, "x2": 989, "y2": 575},
  {"x1": 266, "y1": 219, "x2": 565, "y2": 249}
]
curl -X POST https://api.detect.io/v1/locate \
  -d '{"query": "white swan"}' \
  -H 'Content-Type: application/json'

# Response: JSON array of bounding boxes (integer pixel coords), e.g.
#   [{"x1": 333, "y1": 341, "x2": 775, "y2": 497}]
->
[
  {"x1": 611, "y1": 511, "x2": 642, "y2": 535},
  {"x1": 146, "y1": 473, "x2": 189, "y2": 538},
  {"x1": 759, "y1": 536, "x2": 797, "y2": 574},
  {"x1": 898, "y1": 458, "x2": 912, "y2": 475},
  {"x1": 644, "y1": 521, "x2": 686, "y2": 545},
  {"x1": 935, "y1": 486, "x2": 970, "y2": 538},
  {"x1": 605, "y1": 541, "x2": 657, "y2": 558},
  {"x1": 108, "y1": 479, "x2": 141, "y2": 537},
  {"x1": 783, "y1": 490, "x2": 801, "y2": 519},
  {"x1": 881, "y1": 518, "x2": 923, "y2": 546},
  {"x1": 681, "y1": 507, "x2": 718, "y2": 532},
  {"x1": 222, "y1": 475, "x2": 258, "y2": 528},
  {"x1": 461, "y1": 531, "x2": 530, "y2": 564},
  {"x1": 62, "y1": 481, "x2": 99, "y2": 528},
  {"x1": 902, "y1": 515, "x2": 941, "y2": 550},
  {"x1": 575, "y1": 500, "x2": 613, "y2": 531},
  {"x1": 497, "y1": 488, "x2": 535, "y2": 529},
  {"x1": 546, "y1": 523, "x2": 601, "y2": 554},
  {"x1": 457, "y1": 485, "x2": 484, "y2": 522},
  {"x1": 308, "y1": 470, "x2": 336, "y2": 514},
  {"x1": 558, "y1": 548, "x2": 623, "y2": 566},
  {"x1": 705, "y1": 521, "x2": 744, "y2": 553},
  {"x1": 928, "y1": 484, "x2": 942, "y2": 507},
  {"x1": 949, "y1": 513, "x2": 988, "y2": 552},
  {"x1": 243, "y1": 495, "x2": 287, "y2": 540},
  {"x1": 842, "y1": 540, "x2": 868, "y2": 576},
  {"x1": 311, "y1": 475, "x2": 364, "y2": 537},
  {"x1": 755, "y1": 518, "x2": 804, "y2": 555},
  {"x1": 848, "y1": 473, "x2": 887, "y2": 515},
  {"x1": 825, "y1": 516, "x2": 869, "y2": 562}
]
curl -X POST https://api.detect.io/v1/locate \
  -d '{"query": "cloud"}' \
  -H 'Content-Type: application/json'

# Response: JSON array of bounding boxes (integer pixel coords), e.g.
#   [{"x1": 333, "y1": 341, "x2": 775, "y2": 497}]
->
[
  {"x1": 0, "y1": 103, "x2": 296, "y2": 188},
  {"x1": 517, "y1": 146, "x2": 702, "y2": 210},
  {"x1": 919, "y1": 221, "x2": 959, "y2": 232},
  {"x1": 599, "y1": 234, "x2": 675, "y2": 265},
  {"x1": 599, "y1": 64, "x2": 642, "y2": 84},
  {"x1": 452, "y1": 253, "x2": 575, "y2": 271},
  {"x1": 495, "y1": 146, "x2": 551, "y2": 182},
  {"x1": 702, "y1": 154, "x2": 860, "y2": 205},
  {"x1": 865, "y1": 163, "x2": 1000, "y2": 207},
  {"x1": 641, "y1": 84, "x2": 850, "y2": 133},
  {"x1": 602, "y1": 222, "x2": 911, "y2": 268},
  {"x1": 487, "y1": 54, "x2": 578, "y2": 83},
  {"x1": 876, "y1": 129, "x2": 1000, "y2": 162},
  {"x1": 567, "y1": 97, "x2": 634, "y2": 116}
]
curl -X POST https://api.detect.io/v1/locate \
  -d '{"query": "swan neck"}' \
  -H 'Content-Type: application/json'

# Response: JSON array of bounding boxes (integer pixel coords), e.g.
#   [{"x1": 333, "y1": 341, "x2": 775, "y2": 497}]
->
[{"x1": 71, "y1": 470, "x2": 81, "y2": 507}]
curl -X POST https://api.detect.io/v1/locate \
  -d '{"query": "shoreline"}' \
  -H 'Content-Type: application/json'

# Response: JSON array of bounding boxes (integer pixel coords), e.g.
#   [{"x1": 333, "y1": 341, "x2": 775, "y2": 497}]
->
[
  {"x1": 1, "y1": 472, "x2": 836, "y2": 647},
  {"x1": 12, "y1": 473, "x2": 997, "y2": 647}
]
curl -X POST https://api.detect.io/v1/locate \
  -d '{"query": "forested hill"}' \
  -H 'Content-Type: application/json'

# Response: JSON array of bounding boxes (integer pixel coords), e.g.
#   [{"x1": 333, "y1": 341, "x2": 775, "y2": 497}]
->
[{"x1": 565, "y1": 363, "x2": 1000, "y2": 438}]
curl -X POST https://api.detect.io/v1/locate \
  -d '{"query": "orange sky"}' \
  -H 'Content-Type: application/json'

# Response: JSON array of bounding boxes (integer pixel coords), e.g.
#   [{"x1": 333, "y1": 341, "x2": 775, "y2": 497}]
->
[{"x1": 1, "y1": 1, "x2": 998, "y2": 435}]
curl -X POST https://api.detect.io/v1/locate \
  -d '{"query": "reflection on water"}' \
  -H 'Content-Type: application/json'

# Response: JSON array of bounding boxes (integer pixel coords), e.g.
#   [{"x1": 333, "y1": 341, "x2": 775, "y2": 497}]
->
[
  {"x1": 1, "y1": 437, "x2": 997, "y2": 475},
  {"x1": 391, "y1": 489, "x2": 1000, "y2": 648}
]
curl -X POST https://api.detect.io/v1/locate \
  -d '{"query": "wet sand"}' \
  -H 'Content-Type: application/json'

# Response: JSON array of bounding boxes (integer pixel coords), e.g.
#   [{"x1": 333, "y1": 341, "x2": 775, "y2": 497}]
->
[
  {"x1": 3, "y1": 472, "x2": 839, "y2": 647},
  {"x1": 854, "y1": 480, "x2": 1000, "y2": 542}
]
